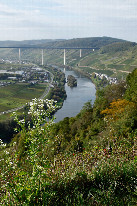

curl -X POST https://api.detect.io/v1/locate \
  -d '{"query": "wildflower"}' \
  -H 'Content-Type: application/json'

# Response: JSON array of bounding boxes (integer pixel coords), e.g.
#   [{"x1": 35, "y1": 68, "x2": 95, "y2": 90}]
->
[{"x1": 5, "y1": 151, "x2": 9, "y2": 154}]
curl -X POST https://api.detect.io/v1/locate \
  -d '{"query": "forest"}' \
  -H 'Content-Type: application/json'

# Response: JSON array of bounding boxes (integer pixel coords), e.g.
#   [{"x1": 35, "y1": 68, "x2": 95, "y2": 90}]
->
[{"x1": 0, "y1": 68, "x2": 136, "y2": 205}]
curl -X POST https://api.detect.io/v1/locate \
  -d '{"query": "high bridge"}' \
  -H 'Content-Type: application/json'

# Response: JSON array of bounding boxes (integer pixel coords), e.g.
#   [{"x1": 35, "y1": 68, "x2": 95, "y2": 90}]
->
[{"x1": 0, "y1": 46, "x2": 100, "y2": 66}]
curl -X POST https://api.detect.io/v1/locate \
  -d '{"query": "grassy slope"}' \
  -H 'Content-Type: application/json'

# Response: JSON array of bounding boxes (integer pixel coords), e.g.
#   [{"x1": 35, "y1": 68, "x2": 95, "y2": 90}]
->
[{"x1": 0, "y1": 83, "x2": 47, "y2": 120}]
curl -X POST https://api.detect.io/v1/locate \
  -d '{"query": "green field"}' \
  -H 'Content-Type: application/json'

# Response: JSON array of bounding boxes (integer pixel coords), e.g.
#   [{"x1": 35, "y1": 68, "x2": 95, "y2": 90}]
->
[{"x1": 0, "y1": 83, "x2": 47, "y2": 113}]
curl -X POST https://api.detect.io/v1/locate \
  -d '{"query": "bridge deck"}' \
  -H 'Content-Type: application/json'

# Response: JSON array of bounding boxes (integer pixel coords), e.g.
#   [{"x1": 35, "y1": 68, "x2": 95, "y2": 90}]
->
[{"x1": 0, "y1": 47, "x2": 100, "y2": 50}]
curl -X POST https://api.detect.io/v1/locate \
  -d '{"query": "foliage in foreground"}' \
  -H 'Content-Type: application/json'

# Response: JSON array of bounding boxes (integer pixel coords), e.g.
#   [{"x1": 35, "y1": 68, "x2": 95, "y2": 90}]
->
[{"x1": 0, "y1": 69, "x2": 137, "y2": 205}]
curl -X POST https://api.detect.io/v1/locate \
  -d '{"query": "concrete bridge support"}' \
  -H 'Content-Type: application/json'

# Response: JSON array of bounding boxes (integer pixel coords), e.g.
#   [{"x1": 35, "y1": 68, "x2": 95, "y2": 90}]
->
[
  {"x1": 64, "y1": 49, "x2": 66, "y2": 66},
  {"x1": 42, "y1": 49, "x2": 44, "y2": 65},
  {"x1": 19, "y1": 48, "x2": 21, "y2": 64},
  {"x1": 80, "y1": 49, "x2": 82, "y2": 58},
  {"x1": 63, "y1": 49, "x2": 66, "y2": 72}
]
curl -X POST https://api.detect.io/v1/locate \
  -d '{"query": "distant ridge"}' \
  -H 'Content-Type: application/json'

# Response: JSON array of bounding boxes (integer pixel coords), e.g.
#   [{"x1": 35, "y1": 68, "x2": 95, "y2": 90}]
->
[
  {"x1": 0, "y1": 37, "x2": 127, "y2": 48},
  {"x1": 0, "y1": 39, "x2": 64, "y2": 47}
]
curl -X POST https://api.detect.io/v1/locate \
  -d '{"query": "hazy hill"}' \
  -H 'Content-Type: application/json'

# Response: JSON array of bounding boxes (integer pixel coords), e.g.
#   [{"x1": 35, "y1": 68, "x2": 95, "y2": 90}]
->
[
  {"x1": 41, "y1": 36, "x2": 125, "y2": 48},
  {"x1": 0, "y1": 39, "x2": 64, "y2": 47},
  {"x1": 0, "y1": 37, "x2": 125, "y2": 48}
]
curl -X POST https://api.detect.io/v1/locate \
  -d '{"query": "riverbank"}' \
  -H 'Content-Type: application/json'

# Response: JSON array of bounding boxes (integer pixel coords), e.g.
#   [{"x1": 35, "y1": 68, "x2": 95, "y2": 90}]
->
[
  {"x1": 43, "y1": 66, "x2": 67, "y2": 109},
  {"x1": 69, "y1": 66, "x2": 117, "y2": 90}
]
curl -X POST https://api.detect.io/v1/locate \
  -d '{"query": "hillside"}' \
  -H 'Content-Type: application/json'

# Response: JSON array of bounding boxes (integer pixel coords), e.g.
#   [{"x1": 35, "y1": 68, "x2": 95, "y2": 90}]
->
[
  {"x1": 0, "y1": 69, "x2": 136, "y2": 205},
  {"x1": 0, "y1": 37, "x2": 136, "y2": 80},
  {"x1": 77, "y1": 42, "x2": 137, "y2": 79},
  {"x1": 40, "y1": 36, "x2": 125, "y2": 48},
  {"x1": 0, "y1": 36, "x2": 124, "y2": 48}
]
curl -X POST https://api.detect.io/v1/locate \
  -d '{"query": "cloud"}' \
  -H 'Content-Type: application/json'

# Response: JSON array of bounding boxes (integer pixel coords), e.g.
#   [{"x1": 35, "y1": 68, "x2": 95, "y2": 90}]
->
[
  {"x1": 52, "y1": 0, "x2": 137, "y2": 19},
  {"x1": 0, "y1": 0, "x2": 137, "y2": 41}
]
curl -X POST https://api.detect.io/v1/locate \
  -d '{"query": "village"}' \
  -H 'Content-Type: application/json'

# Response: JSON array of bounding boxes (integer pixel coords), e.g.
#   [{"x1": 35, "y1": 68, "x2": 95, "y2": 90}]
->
[
  {"x1": 91, "y1": 72, "x2": 118, "y2": 84},
  {"x1": 0, "y1": 60, "x2": 50, "y2": 87}
]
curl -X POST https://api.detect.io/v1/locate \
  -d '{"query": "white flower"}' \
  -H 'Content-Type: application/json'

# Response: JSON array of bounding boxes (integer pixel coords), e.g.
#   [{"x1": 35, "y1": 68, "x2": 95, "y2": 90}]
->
[{"x1": 5, "y1": 151, "x2": 9, "y2": 154}]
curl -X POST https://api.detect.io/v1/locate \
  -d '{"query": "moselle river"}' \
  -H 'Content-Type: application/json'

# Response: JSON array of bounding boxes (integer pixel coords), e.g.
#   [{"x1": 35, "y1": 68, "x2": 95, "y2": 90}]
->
[{"x1": 54, "y1": 68, "x2": 96, "y2": 122}]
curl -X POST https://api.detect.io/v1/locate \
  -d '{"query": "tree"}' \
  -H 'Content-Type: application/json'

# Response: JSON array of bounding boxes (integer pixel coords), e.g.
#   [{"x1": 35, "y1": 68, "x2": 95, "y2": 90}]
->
[
  {"x1": 125, "y1": 68, "x2": 137, "y2": 102},
  {"x1": 101, "y1": 99, "x2": 137, "y2": 138}
]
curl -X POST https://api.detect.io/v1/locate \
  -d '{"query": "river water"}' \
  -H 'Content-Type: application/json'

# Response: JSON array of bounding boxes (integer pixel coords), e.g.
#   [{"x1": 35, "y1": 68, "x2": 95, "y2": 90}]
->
[{"x1": 54, "y1": 68, "x2": 96, "y2": 122}]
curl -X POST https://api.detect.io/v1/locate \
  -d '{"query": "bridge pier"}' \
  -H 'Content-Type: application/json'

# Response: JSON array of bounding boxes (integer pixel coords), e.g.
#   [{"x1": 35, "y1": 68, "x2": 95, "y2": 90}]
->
[
  {"x1": 42, "y1": 49, "x2": 44, "y2": 65},
  {"x1": 64, "y1": 49, "x2": 66, "y2": 66},
  {"x1": 80, "y1": 49, "x2": 82, "y2": 58},
  {"x1": 19, "y1": 48, "x2": 21, "y2": 64}
]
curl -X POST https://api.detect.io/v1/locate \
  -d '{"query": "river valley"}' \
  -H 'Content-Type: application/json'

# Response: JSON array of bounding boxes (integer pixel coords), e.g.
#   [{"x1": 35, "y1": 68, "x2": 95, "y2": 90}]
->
[{"x1": 54, "y1": 68, "x2": 96, "y2": 122}]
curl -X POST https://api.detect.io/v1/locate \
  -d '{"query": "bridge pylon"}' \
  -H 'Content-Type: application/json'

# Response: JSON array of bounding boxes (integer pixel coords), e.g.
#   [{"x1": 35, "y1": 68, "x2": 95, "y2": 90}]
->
[
  {"x1": 64, "y1": 49, "x2": 66, "y2": 66},
  {"x1": 19, "y1": 48, "x2": 21, "y2": 64},
  {"x1": 42, "y1": 49, "x2": 44, "y2": 65},
  {"x1": 80, "y1": 49, "x2": 82, "y2": 58}
]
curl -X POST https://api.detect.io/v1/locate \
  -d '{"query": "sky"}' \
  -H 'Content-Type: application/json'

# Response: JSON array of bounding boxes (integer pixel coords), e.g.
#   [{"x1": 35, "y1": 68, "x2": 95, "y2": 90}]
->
[{"x1": 0, "y1": 0, "x2": 137, "y2": 42}]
